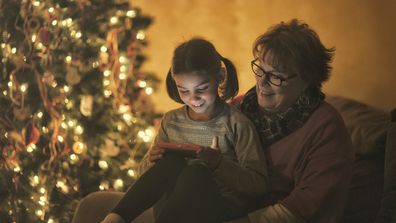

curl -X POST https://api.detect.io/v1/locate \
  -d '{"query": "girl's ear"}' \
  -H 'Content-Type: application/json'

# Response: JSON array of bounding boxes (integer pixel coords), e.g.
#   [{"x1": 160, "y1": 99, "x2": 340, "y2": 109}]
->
[
  {"x1": 218, "y1": 67, "x2": 227, "y2": 99},
  {"x1": 218, "y1": 67, "x2": 226, "y2": 83}
]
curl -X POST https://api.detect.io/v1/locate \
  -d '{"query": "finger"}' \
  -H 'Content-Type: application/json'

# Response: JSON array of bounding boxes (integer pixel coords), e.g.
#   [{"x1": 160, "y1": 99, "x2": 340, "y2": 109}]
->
[{"x1": 210, "y1": 136, "x2": 219, "y2": 150}]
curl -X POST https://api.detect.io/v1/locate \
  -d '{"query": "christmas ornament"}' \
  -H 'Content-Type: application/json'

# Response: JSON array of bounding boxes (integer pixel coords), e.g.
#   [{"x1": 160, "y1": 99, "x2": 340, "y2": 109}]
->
[
  {"x1": 80, "y1": 95, "x2": 93, "y2": 116},
  {"x1": 100, "y1": 138, "x2": 120, "y2": 157},
  {"x1": 23, "y1": 123, "x2": 40, "y2": 145},
  {"x1": 66, "y1": 66, "x2": 81, "y2": 85},
  {"x1": 39, "y1": 27, "x2": 51, "y2": 46}
]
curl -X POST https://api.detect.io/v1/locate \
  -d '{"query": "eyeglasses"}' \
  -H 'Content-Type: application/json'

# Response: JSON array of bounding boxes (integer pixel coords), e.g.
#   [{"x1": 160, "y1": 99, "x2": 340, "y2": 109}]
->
[{"x1": 251, "y1": 59, "x2": 297, "y2": 87}]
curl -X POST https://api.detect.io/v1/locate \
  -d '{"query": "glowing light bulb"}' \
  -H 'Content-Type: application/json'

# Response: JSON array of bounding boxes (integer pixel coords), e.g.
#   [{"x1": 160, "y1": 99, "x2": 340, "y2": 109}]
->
[
  {"x1": 113, "y1": 179, "x2": 124, "y2": 190},
  {"x1": 98, "y1": 160, "x2": 109, "y2": 170},
  {"x1": 103, "y1": 70, "x2": 111, "y2": 77},
  {"x1": 145, "y1": 87, "x2": 153, "y2": 95},
  {"x1": 137, "y1": 80, "x2": 147, "y2": 88},
  {"x1": 100, "y1": 46, "x2": 107, "y2": 52},
  {"x1": 110, "y1": 16, "x2": 118, "y2": 24},
  {"x1": 136, "y1": 30, "x2": 145, "y2": 40},
  {"x1": 126, "y1": 10, "x2": 136, "y2": 18}
]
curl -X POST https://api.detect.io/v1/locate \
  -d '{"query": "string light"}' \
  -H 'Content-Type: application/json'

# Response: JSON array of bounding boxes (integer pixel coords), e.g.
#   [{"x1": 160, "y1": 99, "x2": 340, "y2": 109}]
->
[
  {"x1": 137, "y1": 80, "x2": 147, "y2": 88},
  {"x1": 20, "y1": 84, "x2": 28, "y2": 93},
  {"x1": 75, "y1": 125, "x2": 84, "y2": 135},
  {"x1": 32, "y1": 1, "x2": 40, "y2": 7},
  {"x1": 119, "y1": 73, "x2": 127, "y2": 80},
  {"x1": 48, "y1": 7, "x2": 54, "y2": 13},
  {"x1": 65, "y1": 55, "x2": 72, "y2": 63},
  {"x1": 31, "y1": 34, "x2": 37, "y2": 42},
  {"x1": 98, "y1": 160, "x2": 109, "y2": 170},
  {"x1": 26, "y1": 144, "x2": 37, "y2": 153},
  {"x1": 110, "y1": 16, "x2": 118, "y2": 24},
  {"x1": 145, "y1": 87, "x2": 153, "y2": 95},
  {"x1": 127, "y1": 169, "x2": 135, "y2": 177},
  {"x1": 103, "y1": 70, "x2": 111, "y2": 77},
  {"x1": 136, "y1": 30, "x2": 145, "y2": 40},
  {"x1": 113, "y1": 179, "x2": 124, "y2": 190},
  {"x1": 103, "y1": 79, "x2": 110, "y2": 86},
  {"x1": 11, "y1": 47, "x2": 17, "y2": 54},
  {"x1": 100, "y1": 46, "x2": 107, "y2": 52},
  {"x1": 99, "y1": 181, "x2": 109, "y2": 190},
  {"x1": 126, "y1": 10, "x2": 136, "y2": 18},
  {"x1": 51, "y1": 20, "x2": 58, "y2": 26},
  {"x1": 119, "y1": 55, "x2": 127, "y2": 64},
  {"x1": 104, "y1": 90, "x2": 112, "y2": 97}
]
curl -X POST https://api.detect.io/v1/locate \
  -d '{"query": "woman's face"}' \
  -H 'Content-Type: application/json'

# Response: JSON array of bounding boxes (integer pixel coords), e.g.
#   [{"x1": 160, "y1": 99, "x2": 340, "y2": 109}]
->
[
  {"x1": 173, "y1": 72, "x2": 221, "y2": 121},
  {"x1": 255, "y1": 57, "x2": 308, "y2": 113}
]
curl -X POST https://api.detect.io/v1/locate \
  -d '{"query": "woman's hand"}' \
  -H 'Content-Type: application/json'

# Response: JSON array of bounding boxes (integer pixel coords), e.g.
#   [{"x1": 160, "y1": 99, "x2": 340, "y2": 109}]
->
[{"x1": 147, "y1": 144, "x2": 165, "y2": 163}]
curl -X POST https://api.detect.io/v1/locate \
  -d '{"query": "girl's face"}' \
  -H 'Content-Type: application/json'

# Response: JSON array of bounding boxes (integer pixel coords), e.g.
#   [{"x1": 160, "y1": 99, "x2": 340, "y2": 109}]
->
[
  {"x1": 255, "y1": 57, "x2": 308, "y2": 113},
  {"x1": 173, "y1": 72, "x2": 222, "y2": 121}
]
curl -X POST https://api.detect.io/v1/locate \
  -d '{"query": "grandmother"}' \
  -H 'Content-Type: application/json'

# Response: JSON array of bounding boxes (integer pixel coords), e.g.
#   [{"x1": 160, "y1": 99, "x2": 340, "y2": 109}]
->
[{"x1": 72, "y1": 19, "x2": 354, "y2": 223}]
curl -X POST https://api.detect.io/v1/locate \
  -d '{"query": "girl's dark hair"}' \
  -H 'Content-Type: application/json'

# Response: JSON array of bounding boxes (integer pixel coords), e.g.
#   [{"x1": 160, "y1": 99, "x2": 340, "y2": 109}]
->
[
  {"x1": 166, "y1": 38, "x2": 238, "y2": 104},
  {"x1": 253, "y1": 19, "x2": 335, "y2": 88}
]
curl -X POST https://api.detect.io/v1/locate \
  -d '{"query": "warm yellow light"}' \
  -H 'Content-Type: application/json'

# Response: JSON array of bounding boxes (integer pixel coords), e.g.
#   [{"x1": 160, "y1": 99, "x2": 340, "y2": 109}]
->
[
  {"x1": 103, "y1": 79, "x2": 110, "y2": 86},
  {"x1": 7, "y1": 81, "x2": 13, "y2": 87},
  {"x1": 126, "y1": 10, "x2": 136, "y2": 18},
  {"x1": 20, "y1": 84, "x2": 28, "y2": 93},
  {"x1": 63, "y1": 85, "x2": 70, "y2": 92},
  {"x1": 57, "y1": 135, "x2": 64, "y2": 142},
  {"x1": 32, "y1": 34, "x2": 37, "y2": 42},
  {"x1": 128, "y1": 169, "x2": 135, "y2": 177},
  {"x1": 35, "y1": 210, "x2": 44, "y2": 217},
  {"x1": 65, "y1": 55, "x2": 72, "y2": 63},
  {"x1": 113, "y1": 179, "x2": 124, "y2": 190},
  {"x1": 40, "y1": 187, "x2": 46, "y2": 194},
  {"x1": 137, "y1": 80, "x2": 147, "y2": 88},
  {"x1": 48, "y1": 7, "x2": 54, "y2": 13},
  {"x1": 75, "y1": 31, "x2": 82, "y2": 39},
  {"x1": 100, "y1": 46, "x2": 107, "y2": 52},
  {"x1": 98, "y1": 160, "x2": 109, "y2": 170},
  {"x1": 104, "y1": 90, "x2": 112, "y2": 97},
  {"x1": 136, "y1": 30, "x2": 145, "y2": 40},
  {"x1": 27, "y1": 144, "x2": 37, "y2": 153},
  {"x1": 145, "y1": 87, "x2": 153, "y2": 95},
  {"x1": 110, "y1": 16, "x2": 118, "y2": 24},
  {"x1": 11, "y1": 47, "x2": 17, "y2": 54},
  {"x1": 37, "y1": 111, "x2": 43, "y2": 118},
  {"x1": 119, "y1": 73, "x2": 127, "y2": 80},
  {"x1": 32, "y1": 1, "x2": 40, "y2": 7},
  {"x1": 119, "y1": 56, "x2": 127, "y2": 64},
  {"x1": 52, "y1": 20, "x2": 58, "y2": 26},
  {"x1": 75, "y1": 125, "x2": 84, "y2": 135},
  {"x1": 103, "y1": 70, "x2": 111, "y2": 77}
]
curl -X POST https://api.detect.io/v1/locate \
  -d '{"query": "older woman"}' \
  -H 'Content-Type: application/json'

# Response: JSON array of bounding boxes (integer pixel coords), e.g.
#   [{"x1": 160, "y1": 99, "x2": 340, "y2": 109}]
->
[
  {"x1": 234, "y1": 18, "x2": 354, "y2": 223},
  {"x1": 72, "y1": 19, "x2": 353, "y2": 223}
]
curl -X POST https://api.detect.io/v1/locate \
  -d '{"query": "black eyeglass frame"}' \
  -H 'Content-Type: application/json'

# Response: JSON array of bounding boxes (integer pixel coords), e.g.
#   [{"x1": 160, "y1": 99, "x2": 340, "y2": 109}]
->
[{"x1": 251, "y1": 59, "x2": 297, "y2": 87}]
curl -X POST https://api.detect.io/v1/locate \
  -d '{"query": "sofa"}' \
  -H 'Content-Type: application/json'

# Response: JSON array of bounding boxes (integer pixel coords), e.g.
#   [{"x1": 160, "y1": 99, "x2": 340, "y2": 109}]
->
[{"x1": 72, "y1": 96, "x2": 396, "y2": 223}]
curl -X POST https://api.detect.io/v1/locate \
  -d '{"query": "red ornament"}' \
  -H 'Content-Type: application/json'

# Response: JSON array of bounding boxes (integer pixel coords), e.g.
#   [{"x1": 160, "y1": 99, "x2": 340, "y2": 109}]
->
[
  {"x1": 39, "y1": 27, "x2": 51, "y2": 46},
  {"x1": 24, "y1": 123, "x2": 40, "y2": 145}
]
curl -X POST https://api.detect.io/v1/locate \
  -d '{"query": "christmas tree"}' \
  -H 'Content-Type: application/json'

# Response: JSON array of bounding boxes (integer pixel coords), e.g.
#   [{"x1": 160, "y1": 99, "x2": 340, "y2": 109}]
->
[{"x1": 0, "y1": 0, "x2": 160, "y2": 222}]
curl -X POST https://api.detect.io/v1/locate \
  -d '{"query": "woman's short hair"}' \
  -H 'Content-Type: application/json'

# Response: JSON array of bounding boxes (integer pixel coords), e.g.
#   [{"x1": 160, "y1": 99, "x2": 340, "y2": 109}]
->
[{"x1": 253, "y1": 19, "x2": 335, "y2": 88}]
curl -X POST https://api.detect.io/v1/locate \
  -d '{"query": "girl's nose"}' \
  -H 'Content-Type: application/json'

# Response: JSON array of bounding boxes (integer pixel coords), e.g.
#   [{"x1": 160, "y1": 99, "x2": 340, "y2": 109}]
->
[{"x1": 189, "y1": 94, "x2": 201, "y2": 103}]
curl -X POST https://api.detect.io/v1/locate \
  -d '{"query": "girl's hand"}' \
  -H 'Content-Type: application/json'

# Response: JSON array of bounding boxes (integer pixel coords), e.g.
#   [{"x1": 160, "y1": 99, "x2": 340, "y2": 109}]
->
[
  {"x1": 196, "y1": 137, "x2": 222, "y2": 171},
  {"x1": 148, "y1": 144, "x2": 165, "y2": 163}
]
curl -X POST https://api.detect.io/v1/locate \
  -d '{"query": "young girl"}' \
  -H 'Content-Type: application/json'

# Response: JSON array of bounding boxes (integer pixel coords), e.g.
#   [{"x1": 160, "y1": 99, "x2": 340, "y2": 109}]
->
[{"x1": 101, "y1": 38, "x2": 268, "y2": 223}]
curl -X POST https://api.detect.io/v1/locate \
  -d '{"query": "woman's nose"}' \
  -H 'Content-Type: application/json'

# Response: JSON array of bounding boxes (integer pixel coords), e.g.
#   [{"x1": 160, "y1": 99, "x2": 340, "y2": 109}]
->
[{"x1": 257, "y1": 74, "x2": 271, "y2": 86}]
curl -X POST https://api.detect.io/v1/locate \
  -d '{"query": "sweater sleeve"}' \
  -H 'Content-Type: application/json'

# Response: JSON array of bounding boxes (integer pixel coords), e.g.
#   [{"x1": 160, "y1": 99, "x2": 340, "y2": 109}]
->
[
  {"x1": 279, "y1": 113, "x2": 354, "y2": 223},
  {"x1": 213, "y1": 114, "x2": 269, "y2": 197},
  {"x1": 248, "y1": 203, "x2": 303, "y2": 223},
  {"x1": 137, "y1": 113, "x2": 170, "y2": 177}
]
